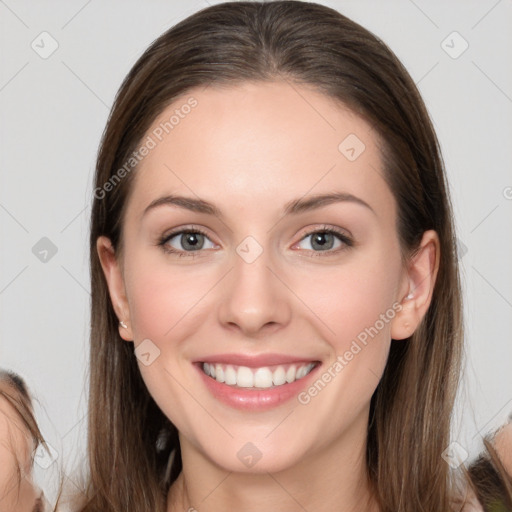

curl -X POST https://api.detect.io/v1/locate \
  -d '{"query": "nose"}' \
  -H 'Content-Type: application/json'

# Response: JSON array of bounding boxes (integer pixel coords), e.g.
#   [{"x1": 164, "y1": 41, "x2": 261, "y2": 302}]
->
[{"x1": 217, "y1": 242, "x2": 292, "y2": 338}]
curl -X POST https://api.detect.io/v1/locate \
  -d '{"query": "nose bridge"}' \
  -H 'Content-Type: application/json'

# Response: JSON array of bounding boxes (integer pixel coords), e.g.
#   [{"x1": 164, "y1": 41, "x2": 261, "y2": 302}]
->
[{"x1": 217, "y1": 234, "x2": 291, "y2": 335}]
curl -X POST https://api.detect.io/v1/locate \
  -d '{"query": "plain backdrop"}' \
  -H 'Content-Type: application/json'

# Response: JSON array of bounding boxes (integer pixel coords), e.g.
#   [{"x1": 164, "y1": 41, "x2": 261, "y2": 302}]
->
[{"x1": 1, "y1": 0, "x2": 511, "y2": 497}]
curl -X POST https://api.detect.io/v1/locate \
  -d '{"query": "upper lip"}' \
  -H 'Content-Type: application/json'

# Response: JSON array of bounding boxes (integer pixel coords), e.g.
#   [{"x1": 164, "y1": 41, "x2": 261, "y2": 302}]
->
[{"x1": 195, "y1": 353, "x2": 320, "y2": 368}]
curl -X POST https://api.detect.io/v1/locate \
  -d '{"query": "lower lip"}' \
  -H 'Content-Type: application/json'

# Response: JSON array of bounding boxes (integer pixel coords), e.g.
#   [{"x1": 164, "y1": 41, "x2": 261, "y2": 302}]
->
[{"x1": 195, "y1": 363, "x2": 320, "y2": 411}]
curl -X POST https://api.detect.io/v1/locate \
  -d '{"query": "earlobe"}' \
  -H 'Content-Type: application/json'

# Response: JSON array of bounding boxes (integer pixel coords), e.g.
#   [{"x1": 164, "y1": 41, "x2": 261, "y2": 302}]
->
[
  {"x1": 390, "y1": 230, "x2": 440, "y2": 341},
  {"x1": 96, "y1": 236, "x2": 134, "y2": 341}
]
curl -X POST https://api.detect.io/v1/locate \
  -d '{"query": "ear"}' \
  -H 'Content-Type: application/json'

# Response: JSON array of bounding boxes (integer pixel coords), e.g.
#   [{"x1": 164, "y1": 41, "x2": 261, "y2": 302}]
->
[
  {"x1": 96, "y1": 236, "x2": 134, "y2": 341},
  {"x1": 391, "y1": 230, "x2": 440, "y2": 340}
]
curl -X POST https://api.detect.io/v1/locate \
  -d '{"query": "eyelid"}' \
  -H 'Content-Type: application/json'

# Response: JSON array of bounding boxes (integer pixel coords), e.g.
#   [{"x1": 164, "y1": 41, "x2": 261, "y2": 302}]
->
[
  {"x1": 159, "y1": 225, "x2": 215, "y2": 245},
  {"x1": 160, "y1": 224, "x2": 211, "y2": 239},
  {"x1": 295, "y1": 223, "x2": 352, "y2": 241}
]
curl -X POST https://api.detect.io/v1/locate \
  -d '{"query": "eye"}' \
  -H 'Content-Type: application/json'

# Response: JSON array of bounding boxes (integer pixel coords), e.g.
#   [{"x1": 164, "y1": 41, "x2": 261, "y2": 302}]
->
[
  {"x1": 158, "y1": 226, "x2": 216, "y2": 257},
  {"x1": 157, "y1": 224, "x2": 353, "y2": 258},
  {"x1": 293, "y1": 225, "x2": 353, "y2": 256}
]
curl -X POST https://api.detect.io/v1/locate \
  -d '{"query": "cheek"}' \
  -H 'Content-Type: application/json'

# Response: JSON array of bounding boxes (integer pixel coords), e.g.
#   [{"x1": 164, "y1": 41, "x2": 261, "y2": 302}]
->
[
  {"x1": 123, "y1": 253, "x2": 208, "y2": 432},
  {"x1": 295, "y1": 249, "x2": 401, "y2": 354},
  {"x1": 124, "y1": 251, "x2": 212, "y2": 342},
  {"x1": 288, "y1": 254, "x2": 402, "y2": 439}
]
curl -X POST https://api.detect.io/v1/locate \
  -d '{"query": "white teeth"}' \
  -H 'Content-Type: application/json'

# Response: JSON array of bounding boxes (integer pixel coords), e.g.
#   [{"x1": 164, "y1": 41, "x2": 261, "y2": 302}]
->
[
  {"x1": 254, "y1": 367, "x2": 273, "y2": 388},
  {"x1": 237, "y1": 366, "x2": 254, "y2": 387},
  {"x1": 296, "y1": 366, "x2": 307, "y2": 379},
  {"x1": 285, "y1": 365, "x2": 296, "y2": 383},
  {"x1": 272, "y1": 366, "x2": 286, "y2": 386},
  {"x1": 215, "y1": 364, "x2": 225, "y2": 383},
  {"x1": 224, "y1": 365, "x2": 237, "y2": 385},
  {"x1": 202, "y1": 361, "x2": 316, "y2": 388}
]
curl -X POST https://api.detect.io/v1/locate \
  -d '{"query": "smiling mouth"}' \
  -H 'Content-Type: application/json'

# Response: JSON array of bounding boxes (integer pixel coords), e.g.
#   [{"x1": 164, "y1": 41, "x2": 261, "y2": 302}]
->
[{"x1": 200, "y1": 361, "x2": 319, "y2": 389}]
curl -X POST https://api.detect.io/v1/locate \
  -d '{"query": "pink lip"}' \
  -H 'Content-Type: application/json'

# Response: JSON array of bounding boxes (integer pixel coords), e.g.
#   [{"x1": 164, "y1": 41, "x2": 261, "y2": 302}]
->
[
  {"x1": 195, "y1": 353, "x2": 318, "y2": 368},
  {"x1": 194, "y1": 360, "x2": 321, "y2": 411}
]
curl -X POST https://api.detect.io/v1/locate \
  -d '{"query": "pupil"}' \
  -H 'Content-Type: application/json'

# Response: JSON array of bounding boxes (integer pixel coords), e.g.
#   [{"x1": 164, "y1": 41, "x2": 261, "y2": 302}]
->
[
  {"x1": 183, "y1": 233, "x2": 202, "y2": 250},
  {"x1": 313, "y1": 233, "x2": 333, "y2": 250}
]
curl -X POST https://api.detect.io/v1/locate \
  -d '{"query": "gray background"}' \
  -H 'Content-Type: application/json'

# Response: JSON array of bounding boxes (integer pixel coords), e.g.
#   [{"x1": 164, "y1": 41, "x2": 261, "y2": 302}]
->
[{"x1": 1, "y1": 0, "x2": 511, "y2": 496}]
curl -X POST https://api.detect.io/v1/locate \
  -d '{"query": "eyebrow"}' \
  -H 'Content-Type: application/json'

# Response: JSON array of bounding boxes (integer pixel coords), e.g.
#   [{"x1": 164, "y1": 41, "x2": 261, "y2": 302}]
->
[{"x1": 142, "y1": 191, "x2": 375, "y2": 219}]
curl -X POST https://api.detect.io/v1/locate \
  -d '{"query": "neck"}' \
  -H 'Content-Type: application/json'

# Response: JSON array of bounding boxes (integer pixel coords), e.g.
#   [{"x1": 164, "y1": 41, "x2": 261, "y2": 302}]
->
[{"x1": 167, "y1": 412, "x2": 379, "y2": 512}]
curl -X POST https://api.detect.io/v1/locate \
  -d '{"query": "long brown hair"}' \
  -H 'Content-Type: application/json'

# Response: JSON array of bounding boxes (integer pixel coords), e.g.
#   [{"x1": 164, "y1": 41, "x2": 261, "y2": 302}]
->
[{"x1": 82, "y1": 2, "x2": 496, "y2": 510}]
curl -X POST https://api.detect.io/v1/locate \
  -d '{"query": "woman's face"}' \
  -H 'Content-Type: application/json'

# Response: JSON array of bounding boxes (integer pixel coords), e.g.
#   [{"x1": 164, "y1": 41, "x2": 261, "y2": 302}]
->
[{"x1": 99, "y1": 80, "x2": 437, "y2": 474}]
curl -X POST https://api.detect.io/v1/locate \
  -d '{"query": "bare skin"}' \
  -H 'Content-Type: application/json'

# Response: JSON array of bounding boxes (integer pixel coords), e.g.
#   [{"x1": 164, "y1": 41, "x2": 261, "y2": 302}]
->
[
  {"x1": 98, "y1": 80, "x2": 440, "y2": 512},
  {"x1": 494, "y1": 422, "x2": 512, "y2": 476},
  {"x1": 0, "y1": 396, "x2": 44, "y2": 512}
]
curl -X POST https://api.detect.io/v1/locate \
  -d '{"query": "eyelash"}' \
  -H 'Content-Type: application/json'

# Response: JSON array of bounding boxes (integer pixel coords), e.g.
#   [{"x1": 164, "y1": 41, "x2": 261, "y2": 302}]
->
[{"x1": 157, "y1": 224, "x2": 353, "y2": 258}]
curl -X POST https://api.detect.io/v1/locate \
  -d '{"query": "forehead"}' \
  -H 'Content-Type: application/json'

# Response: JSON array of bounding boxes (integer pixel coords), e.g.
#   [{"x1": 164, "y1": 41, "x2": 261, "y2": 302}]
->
[{"x1": 128, "y1": 80, "x2": 395, "y2": 222}]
